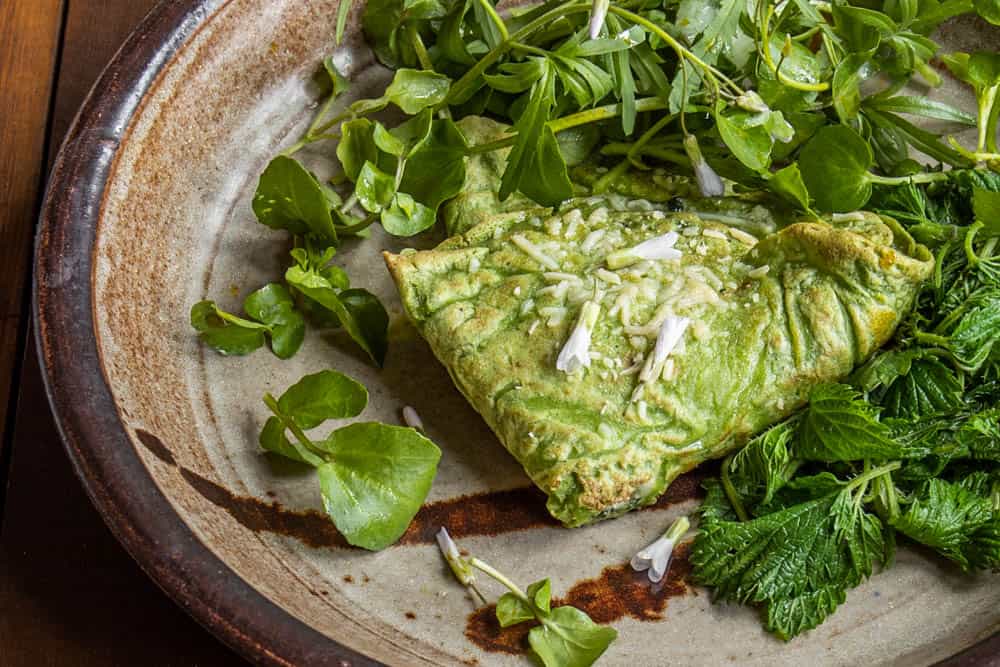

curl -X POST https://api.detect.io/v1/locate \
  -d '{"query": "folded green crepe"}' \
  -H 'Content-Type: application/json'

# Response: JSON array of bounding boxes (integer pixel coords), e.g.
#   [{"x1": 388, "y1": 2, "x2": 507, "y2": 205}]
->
[{"x1": 387, "y1": 124, "x2": 934, "y2": 527}]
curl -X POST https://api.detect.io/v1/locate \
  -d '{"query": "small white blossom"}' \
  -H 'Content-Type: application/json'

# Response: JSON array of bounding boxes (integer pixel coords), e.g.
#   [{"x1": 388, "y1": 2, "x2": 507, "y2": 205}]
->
[
  {"x1": 436, "y1": 527, "x2": 475, "y2": 586},
  {"x1": 402, "y1": 406, "x2": 424, "y2": 431},
  {"x1": 606, "y1": 232, "x2": 681, "y2": 269},
  {"x1": 556, "y1": 301, "x2": 601, "y2": 373},
  {"x1": 639, "y1": 315, "x2": 690, "y2": 382},
  {"x1": 630, "y1": 516, "x2": 691, "y2": 583},
  {"x1": 683, "y1": 134, "x2": 725, "y2": 197}
]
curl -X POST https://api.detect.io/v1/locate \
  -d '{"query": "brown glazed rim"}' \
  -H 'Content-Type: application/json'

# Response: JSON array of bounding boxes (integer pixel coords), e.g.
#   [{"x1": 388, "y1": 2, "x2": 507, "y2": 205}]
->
[{"x1": 31, "y1": 0, "x2": 1000, "y2": 665}]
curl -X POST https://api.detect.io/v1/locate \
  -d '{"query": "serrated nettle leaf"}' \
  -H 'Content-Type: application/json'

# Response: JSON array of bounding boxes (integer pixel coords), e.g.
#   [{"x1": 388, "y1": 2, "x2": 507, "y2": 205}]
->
[
  {"x1": 356, "y1": 161, "x2": 397, "y2": 213},
  {"x1": 882, "y1": 356, "x2": 965, "y2": 419},
  {"x1": 798, "y1": 383, "x2": 902, "y2": 461},
  {"x1": 399, "y1": 118, "x2": 467, "y2": 211},
  {"x1": 384, "y1": 68, "x2": 451, "y2": 114},
  {"x1": 316, "y1": 422, "x2": 441, "y2": 550},
  {"x1": 528, "y1": 606, "x2": 618, "y2": 667},
  {"x1": 936, "y1": 287, "x2": 1000, "y2": 371},
  {"x1": 381, "y1": 192, "x2": 436, "y2": 236},
  {"x1": 253, "y1": 156, "x2": 338, "y2": 242},
  {"x1": 730, "y1": 419, "x2": 798, "y2": 506},
  {"x1": 276, "y1": 369, "x2": 369, "y2": 429},
  {"x1": 259, "y1": 416, "x2": 321, "y2": 465},
  {"x1": 850, "y1": 347, "x2": 924, "y2": 392},
  {"x1": 285, "y1": 266, "x2": 388, "y2": 366},
  {"x1": 497, "y1": 593, "x2": 536, "y2": 627},
  {"x1": 799, "y1": 125, "x2": 874, "y2": 212}
]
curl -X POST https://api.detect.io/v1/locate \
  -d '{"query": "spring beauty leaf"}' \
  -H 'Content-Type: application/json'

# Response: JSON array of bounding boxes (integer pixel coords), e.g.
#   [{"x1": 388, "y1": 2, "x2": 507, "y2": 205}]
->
[
  {"x1": 381, "y1": 192, "x2": 437, "y2": 235},
  {"x1": 798, "y1": 384, "x2": 902, "y2": 461},
  {"x1": 316, "y1": 422, "x2": 441, "y2": 550},
  {"x1": 518, "y1": 126, "x2": 574, "y2": 206},
  {"x1": 768, "y1": 164, "x2": 813, "y2": 213},
  {"x1": 356, "y1": 161, "x2": 397, "y2": 213},
  {"x1": 276, "y1": 369, "x2": 368, "y2": 429},
  {"x1": 243, "y1": 283, "x2": 306, "y2": 359},
  {"x1": 190, "y1": 301, "x2": 267, "y2": 356},
  {"x1": 253, "y1": 156, "x2": 338, "y2": 242},
  {"x1": 715, "y1": 108, "x2": 773, "y2": 172},
  {"x1": 798, "y1": 125, "x2": 874, "y2": 212}
]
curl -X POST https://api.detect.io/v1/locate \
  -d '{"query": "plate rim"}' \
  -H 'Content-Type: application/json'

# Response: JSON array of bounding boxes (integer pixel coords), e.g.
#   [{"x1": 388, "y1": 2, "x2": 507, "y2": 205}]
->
[{"x1": 30, "y1": 0, "x2": 1000, "y2": 664}]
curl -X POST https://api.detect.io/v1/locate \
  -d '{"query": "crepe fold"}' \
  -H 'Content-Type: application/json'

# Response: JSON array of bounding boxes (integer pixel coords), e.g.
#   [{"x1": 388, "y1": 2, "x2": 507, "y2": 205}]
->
[{"x1": 386, "y1": 135, "x2": 933, "y2": 527}]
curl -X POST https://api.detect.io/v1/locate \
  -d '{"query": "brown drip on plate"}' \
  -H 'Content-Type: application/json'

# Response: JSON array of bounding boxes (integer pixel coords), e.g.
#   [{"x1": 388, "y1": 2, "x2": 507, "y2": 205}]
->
[{"x1": 465, "y1": 544, "x2": 694, "y2": 654}]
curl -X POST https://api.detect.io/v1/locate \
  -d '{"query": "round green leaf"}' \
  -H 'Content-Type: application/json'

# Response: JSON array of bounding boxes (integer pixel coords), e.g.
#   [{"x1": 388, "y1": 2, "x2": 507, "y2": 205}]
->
[{"x1": 798, "y1": 125, "x2": 874, "y2": 212}]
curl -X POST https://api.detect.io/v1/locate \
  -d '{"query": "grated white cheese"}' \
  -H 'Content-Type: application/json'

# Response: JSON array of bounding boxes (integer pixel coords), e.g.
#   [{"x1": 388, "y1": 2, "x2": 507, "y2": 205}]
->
[
  {"x1": 512, "y1": 234, "x2": 560, "y2": 270},
  {"x1": 469, "y1": 257, "x2": 481, "y2": 273},
  {"x1": 545, "y1": 217, "x2": 563, "y2": 237},
  {"x1": 587, "y1": 207, "x2": 609, "y2": 225},
  {"x1": 528, "y1": 319, "x2": 540, "y2": 335},
  {"x1": 544, "y1": 271, "x2": 581, "y2": 283},
  {"x1": 650, "y1": 210, "x2": 666, "y2": 220},
  {"x1": 596, "y1": 268, "x2": 622, "y2": 285},
  {"x1": 520, "y1": 298, "x2": 536, "y2": 316},
  {"x1": 402, "y1": 406, "x2": 424, "y2": 431},
  {"x1": 606, "y1": 233, "x2": 681, "y2": 269},
  {"x1": 748, "y1": 265, "x2": 770, "y2": 278},
  {"x1": 729, "y1": 228, "x2": 759, "y2": 246},
  {"x1": 580, "y1": 229, "x2": 606, "y2": 254},
  {"x1": 514, "y1": 286, "x2": 522, "y2": 296},
  {"x1": 702, "y1": 228, "x2": 729, "y2": 241},
  {"x1": 682, "y1": 225, "x2": 700, "y2": 236}
]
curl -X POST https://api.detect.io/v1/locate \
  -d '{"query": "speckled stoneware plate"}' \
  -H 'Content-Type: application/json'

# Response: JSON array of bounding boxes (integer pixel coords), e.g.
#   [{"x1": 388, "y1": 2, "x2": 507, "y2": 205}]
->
[{"x1": 35, "y1": 1, "x2": 1000, "y2": 665}]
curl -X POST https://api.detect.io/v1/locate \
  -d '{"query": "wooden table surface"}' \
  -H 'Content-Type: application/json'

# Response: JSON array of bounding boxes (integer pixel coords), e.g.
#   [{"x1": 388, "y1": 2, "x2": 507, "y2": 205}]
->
[{"x1": 0, "y1": 2, "x2": 246, "y2": 664}]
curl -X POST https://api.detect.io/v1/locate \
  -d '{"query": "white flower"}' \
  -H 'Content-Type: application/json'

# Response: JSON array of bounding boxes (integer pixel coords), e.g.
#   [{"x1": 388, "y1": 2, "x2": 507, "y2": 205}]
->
[
  {"x1": 606, "y1": 232, "x2": 681, "y2": 269},
  {"x1": 436, "y1": 527, "x2": 475, "y2": 586},
  {"x1": 683, "y1": 134, "x2": 725, "y2": 197},
  {"x1": 630, "y1": 516, "x2": 691, "y2": 583},
  {"x1": 639, "y1": 315, "x2": 690, "y2": 382},
  {"x1": 402, "y1": 406, "x2": 424, "y2": 431},
  {"x1": 589, "y1": 0, "x2": 610, "y2": 39},
  {"x1": 556, "y1": 301, "x2": 601, "y2": 373}
]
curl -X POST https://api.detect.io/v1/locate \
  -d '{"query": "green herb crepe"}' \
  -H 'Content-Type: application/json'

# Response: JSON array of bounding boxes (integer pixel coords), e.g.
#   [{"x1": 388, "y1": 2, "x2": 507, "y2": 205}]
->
[{"x1": 388, "y1": 183, "x2": 933, "y2": 528}]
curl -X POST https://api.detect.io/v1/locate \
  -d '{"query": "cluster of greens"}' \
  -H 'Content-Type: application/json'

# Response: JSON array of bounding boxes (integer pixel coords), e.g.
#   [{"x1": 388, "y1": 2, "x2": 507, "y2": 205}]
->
[
  {"x1": 260, "y1": 370, "x2": 441, "y2": 550},
  {"x1": 693, "y1": 169, "x2": 1000, "y2": 640},
  {"x1": 438, "y1": 528, "x2": 618, "y2": 667}
]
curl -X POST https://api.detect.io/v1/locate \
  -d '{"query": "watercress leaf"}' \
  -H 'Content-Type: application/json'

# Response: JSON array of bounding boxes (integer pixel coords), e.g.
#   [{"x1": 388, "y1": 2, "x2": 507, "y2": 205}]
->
[
  {"x1": 374, "y1": 122, "x2": 407, "y2": 156},
  {"x1": 253, "y1": 156, "x2": 338, "y2": 242},
  {"x1": 276, "y1": 369, "x2": 369, "y2": 429},
  {"x1": 528, "y1": 606, "x2": 618, "y2": 667},
  {"x1": 259, "y1": 416, "x2": 320, "y2": 465},
  {"x1": 337, "y1": 119, "x2": 380, "y2": 182},
  {"x1": 381, "y1": 192, "x2": 436, "y2": 236},
  {"x1": 356, "y1": 161, "x2": 397, "y2": 213},
  {"x1": 315, "y1": 422, "x2": 441, "y2": 550},
  {"x1": 518, "y1": 126, "x2": 574, "y2": 206},
  {"x1": 190, "y1": 300, "x2": 267, "y2": 356},
  {"x1": 285, "y1": 266, "x2": 388, "y2": 366},
  {"x1": 768, "y1": 164, "x2": 813, "y2": 214},
  {"x1": 527, "y1": 579, "x2": 552, "y2": 614},
  {"x1": 339, "y1": 288, "x2": 390, "y2": 367},
  {"x1": 496, "y1": 593, "x2": 536, "y2": 627},
  {"x1": 399, "y1": 118, "x2": 468, "y2": 211},
  {"x1": 865, "y1": 95, "x2": 976, "y2": 124},
  {"x1": 798, "y1": 384, "x2": 902, "y2": 461},
  {"x1": 974, "y1": 0, "x2": 1000, "y2": 24},
  {"x1": 799, "y1": 125, "x2": 873, "y2": 212},
  {"x1": 499, "y1": 63, "x2": 555, "y2": 201},
  {"x1": 390, "y1": 109, "x2": 434, "y2": 156},
  {"x1": 384, "y1": 69, "x2": 451, "y2": 114},
  {"x1": 243, "y1": 283, "x2": 306, "y2": 359},
  {"x1": 716, "y1": 109, "x2": 773, "y2": 172}
]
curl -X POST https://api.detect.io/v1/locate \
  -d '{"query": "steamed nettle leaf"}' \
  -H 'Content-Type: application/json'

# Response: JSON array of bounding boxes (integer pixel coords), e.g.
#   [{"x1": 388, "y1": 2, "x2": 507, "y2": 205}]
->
[
  {"x1": 798, "y1": 384, "x2": 907, "y2": 461},
  {"x1": 930, "y1": 287, "x2": 1000, "y2": 372},
  {"x1": 728, "y1": 419, "x2": 799, "y2": 507},
  {"x1": 881, "y1": 356, "x2": 965, "y2": 419}
]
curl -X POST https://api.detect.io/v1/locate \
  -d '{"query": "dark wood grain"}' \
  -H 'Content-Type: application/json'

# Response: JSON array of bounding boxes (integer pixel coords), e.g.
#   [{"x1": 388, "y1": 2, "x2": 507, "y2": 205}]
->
[
  {"x1": 0, "y1": 0, "x2": 64, "y2": 476},
  {"x1": 0, "y1": 1, "x2": 245, "y2": 664}
]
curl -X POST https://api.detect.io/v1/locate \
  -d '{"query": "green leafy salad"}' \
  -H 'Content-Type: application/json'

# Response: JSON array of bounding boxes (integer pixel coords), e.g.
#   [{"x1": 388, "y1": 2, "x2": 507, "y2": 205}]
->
[{"x1": 190, "y1": 0, "x2": 1000, "y2": 661}]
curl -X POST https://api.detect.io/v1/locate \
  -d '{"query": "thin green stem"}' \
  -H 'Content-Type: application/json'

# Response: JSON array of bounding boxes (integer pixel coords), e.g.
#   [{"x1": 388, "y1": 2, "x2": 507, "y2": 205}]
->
[
  {"x1": 846, "y1": 461, "x2": 901, "y2": 492},
  {"x1": 312, "y1": 109, "x2": 354, "y2": 138},
  {"x1": 627, "y1": 112, "x2": 677, "y2": 163},
  {"x1": 867, "y1": 171, "x2": 954, "y2": 186},
  {"x1": 760, "y1": 4, "x2": 830, "y2": 92},
  {"x1": 469, "y1": 557, "x2": 529, "y2": 601},
  {"x1": 263, "y1": 394, "x2": 325, "y2": 466},
  {"x1": 477, "y1": 0, "x2": 510, "y2": 41},
  {"x1": 914, "y1": 331, "x2": 951, "y2": 348},
  {"x1": 338, "y1": 212, "x2": 379, "y2": 235},
  {"x1": 407, "y1": 24, "x2": 434, "y2": 71},
  {"x1": 721, "y1": 454, "x2": 751, "y2": 522},
  {"x1": 510, "y1": 41, "x2": 549, "y2": 57},
  {"x1": 965, "y1": 221, "x2": 985, "y2": 267}
]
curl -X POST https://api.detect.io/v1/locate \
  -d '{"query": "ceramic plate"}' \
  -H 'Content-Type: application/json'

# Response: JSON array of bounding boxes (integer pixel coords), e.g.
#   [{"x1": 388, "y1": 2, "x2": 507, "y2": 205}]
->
[{"x1": 35, "y1": 1, "x2": 1000, "y2": 664}]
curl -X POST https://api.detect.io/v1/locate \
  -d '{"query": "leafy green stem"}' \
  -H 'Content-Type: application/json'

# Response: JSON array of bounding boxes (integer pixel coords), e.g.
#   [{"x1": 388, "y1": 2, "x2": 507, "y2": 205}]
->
[
  {"x1": 845, "y1": 460, "x2": 901, "y2": 492},
  {"x1": 338, "y1": 212, "x2": 379, "y2": 235},
  {"x1": 477, "y1": 0, "x2": 510, "y2": 41},
  {"x1": 263, "y1": 393, "x2": 325, "y2": 465},
  {"x1": 866, "y1": 171, "x2": 955, "y2": 186},
  {"x1": 721, "y1": 453, "x2": 751, "y2": 522}
]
